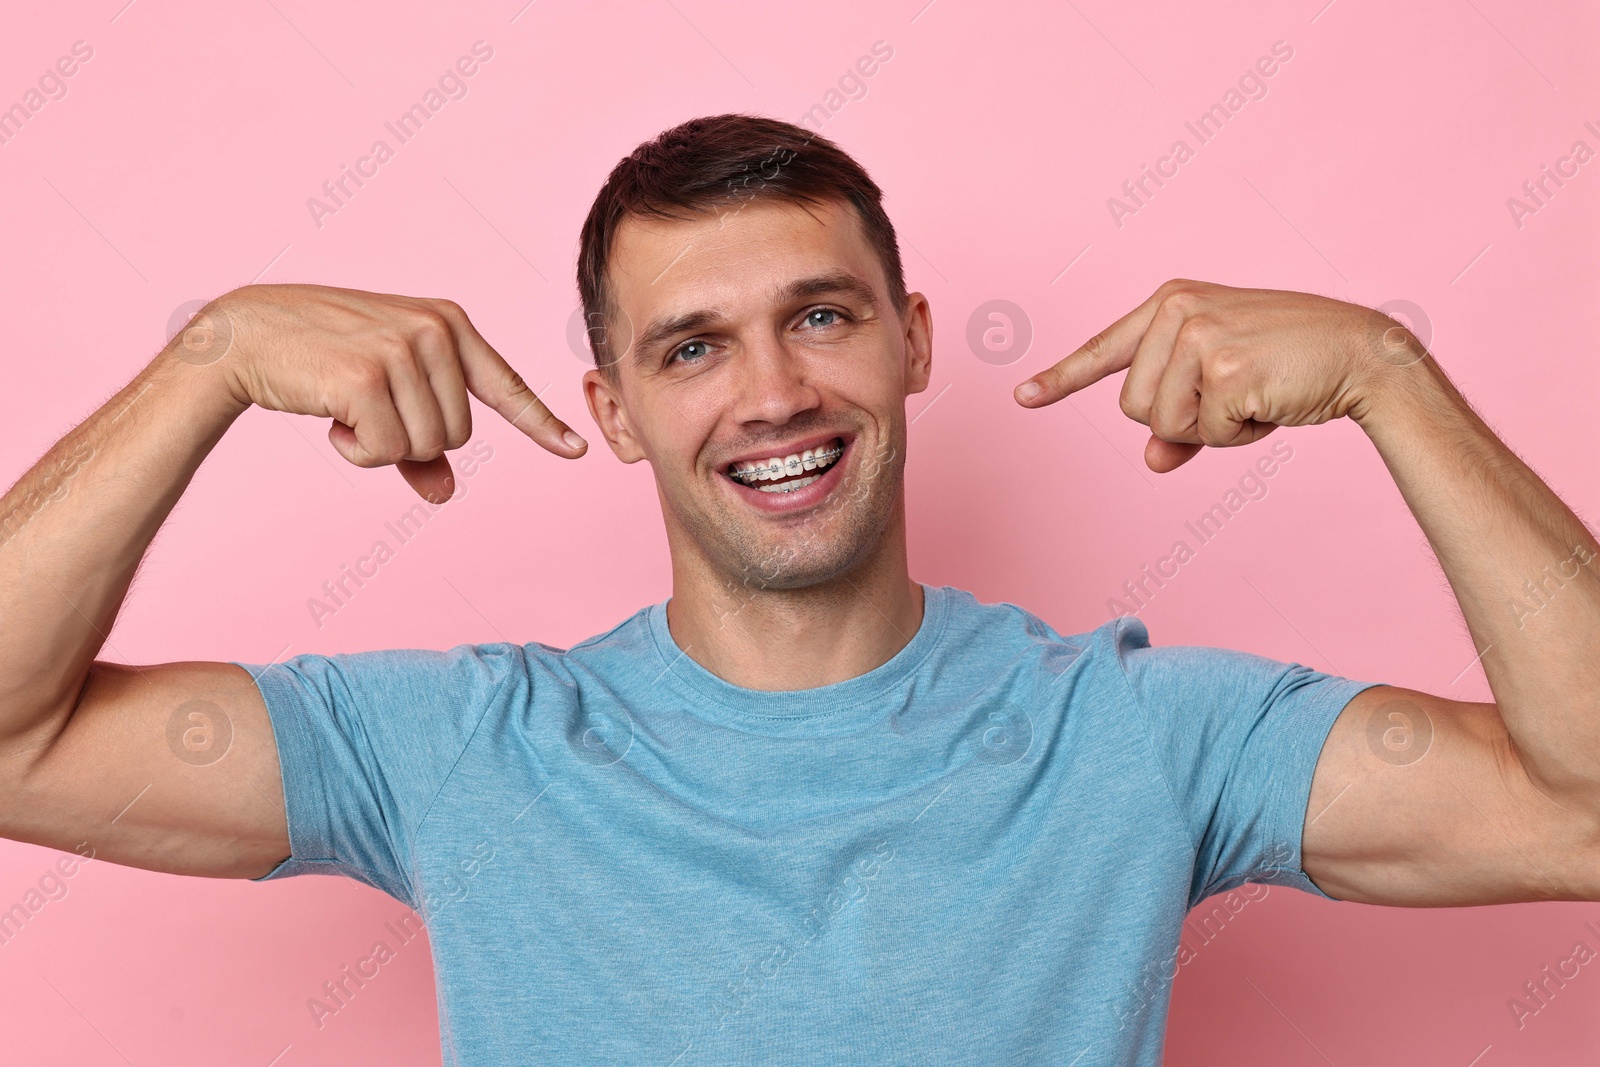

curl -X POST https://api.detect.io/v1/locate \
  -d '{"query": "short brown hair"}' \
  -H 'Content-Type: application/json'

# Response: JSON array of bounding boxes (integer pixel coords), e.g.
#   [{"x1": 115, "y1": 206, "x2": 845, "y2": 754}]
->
[{"x1": 576, "y1": 113, "x2": 908, "y2": 376}]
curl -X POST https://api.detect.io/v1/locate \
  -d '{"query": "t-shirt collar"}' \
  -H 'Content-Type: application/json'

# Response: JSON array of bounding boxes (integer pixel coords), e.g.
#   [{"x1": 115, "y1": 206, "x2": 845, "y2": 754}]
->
[{"x1": 644, "y1": 582, "x2": 951, "y2": 735}]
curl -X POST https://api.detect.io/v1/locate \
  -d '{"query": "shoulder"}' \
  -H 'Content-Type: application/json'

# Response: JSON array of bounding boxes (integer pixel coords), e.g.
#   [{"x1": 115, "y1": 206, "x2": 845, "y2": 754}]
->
[
  {"x1": 932, "y1": 584, "x2": 1148, "y2": 690},
  {"x1": 933, "y1": 589, "x2": 1294, "y2": 720},
  {"x1": 253, "y1": 641, "x2": 548, "y2": 708},
  {"x1": 404, "y1": 603, "x2": 659, "y2": 691}
]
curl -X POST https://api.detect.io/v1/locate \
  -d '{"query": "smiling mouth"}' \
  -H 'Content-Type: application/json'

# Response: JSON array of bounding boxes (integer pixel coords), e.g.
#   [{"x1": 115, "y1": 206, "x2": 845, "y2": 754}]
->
[{"x1": 724, "y1": 437, "x2": 847, "y2": 494}]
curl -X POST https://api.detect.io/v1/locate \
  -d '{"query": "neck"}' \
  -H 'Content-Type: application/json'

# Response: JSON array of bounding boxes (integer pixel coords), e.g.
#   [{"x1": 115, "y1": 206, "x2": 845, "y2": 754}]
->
[{"x1": 664, "y1": 504, "x2": 924, "y2": 692}]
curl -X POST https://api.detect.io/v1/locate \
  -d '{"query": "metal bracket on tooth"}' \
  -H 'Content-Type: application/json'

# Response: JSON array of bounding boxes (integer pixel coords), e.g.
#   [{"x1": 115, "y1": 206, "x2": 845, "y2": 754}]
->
[{"x1": 730, "y1": 447, "x2": 843, "y2": 483}]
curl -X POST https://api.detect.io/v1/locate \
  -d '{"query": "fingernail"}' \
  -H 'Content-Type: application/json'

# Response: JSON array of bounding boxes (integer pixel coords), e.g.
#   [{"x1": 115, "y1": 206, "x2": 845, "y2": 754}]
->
[
  {"x1": 563, "y1": 430, "x2": 587, "y2": 450},
  {"x1": 1015, "y1": 381, "x2": 1041, "y2": 401}
]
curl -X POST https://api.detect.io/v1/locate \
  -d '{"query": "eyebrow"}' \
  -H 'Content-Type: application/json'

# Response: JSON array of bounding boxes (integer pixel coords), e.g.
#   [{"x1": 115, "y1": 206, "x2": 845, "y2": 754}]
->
[{"x1": 631, "y1": 270, "x2": 881, "y2": 368}]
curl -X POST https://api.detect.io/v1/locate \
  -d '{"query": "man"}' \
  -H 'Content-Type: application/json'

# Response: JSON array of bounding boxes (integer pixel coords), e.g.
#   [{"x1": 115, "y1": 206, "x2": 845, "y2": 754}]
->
[{"x1": 0, "y1": 113, "x2": 1594, "y2": 1066}]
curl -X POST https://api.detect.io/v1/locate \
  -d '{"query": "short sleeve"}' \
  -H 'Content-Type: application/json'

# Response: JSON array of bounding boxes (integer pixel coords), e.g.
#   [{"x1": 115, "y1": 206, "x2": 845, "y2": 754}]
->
[
  {"x1": 230, "y1": 643, "x2": 525, "y2": 908},
  {"x1": 1107, "y1": 617, "x2": 1385, "y2": 907}
]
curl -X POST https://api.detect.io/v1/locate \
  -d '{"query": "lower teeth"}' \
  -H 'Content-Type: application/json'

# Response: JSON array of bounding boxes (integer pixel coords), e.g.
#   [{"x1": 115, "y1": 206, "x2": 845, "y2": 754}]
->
[{"x1": 757, "y1": 474, "x2": 819, "y2": 494}]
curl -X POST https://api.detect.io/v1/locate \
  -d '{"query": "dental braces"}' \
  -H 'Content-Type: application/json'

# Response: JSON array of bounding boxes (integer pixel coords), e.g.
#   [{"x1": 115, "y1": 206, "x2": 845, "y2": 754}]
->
[{"x1": 728, "y1": 446, "x2": 845, "y2": 482}]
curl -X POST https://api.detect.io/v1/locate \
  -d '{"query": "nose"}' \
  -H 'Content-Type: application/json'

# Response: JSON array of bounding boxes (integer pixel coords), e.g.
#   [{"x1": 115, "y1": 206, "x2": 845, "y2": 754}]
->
[{"x1": 730, "y1": 331, "x2": 822, "y2": 426}]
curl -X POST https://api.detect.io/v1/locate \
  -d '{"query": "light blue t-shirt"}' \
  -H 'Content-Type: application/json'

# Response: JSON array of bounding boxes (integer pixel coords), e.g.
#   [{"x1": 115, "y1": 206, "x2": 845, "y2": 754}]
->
[{"x1": 235, "y1": 583, "x2": 1381, "y2": 1066}]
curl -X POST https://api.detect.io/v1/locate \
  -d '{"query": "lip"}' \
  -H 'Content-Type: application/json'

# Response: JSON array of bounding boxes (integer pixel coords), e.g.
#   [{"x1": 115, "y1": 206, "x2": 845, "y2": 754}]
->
[
  {"x1": 720, "y1": 435, "x2": 854, "y2": 515},
  {"x1": 721, "y1": 432, "x2": 852, "y2": 472}
]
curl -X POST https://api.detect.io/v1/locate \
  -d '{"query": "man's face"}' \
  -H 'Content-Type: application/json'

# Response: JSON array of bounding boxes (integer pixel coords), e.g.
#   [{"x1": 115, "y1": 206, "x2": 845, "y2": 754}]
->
[{"x1": 581, "y1": 197, "x2": 932, "y2": 593}]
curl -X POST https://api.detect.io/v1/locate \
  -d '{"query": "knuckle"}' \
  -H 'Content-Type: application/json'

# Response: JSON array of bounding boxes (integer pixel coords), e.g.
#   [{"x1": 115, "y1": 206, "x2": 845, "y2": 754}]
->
[
  {"x1": 409, "y1": 309, "x2": 452, "y2": 345},
  {"x1": 1082, "y1": 330, "x2": 1112, "y2": 361},
  {"x1": 352, "y1": 432, "x2": 405, "y2": 467},
  {"x1": 1196, "y1": 422, "x2": 1227, "y2": 448},
  {"x1": 411, "y1": 422, "x2": 449, "y2": 457},
  {"x1": 505, "y1": 370, "x2": 536, "y2": 402},
  {"x1": 347, "y1": 359, "x2": 389, "y2": 394},
  {"x1": 1205, "y1": 348, "x2": 1245, "y2": 382},
  {"x1": 438, "y1": 300, "x2": 471, "y2": 332},
  {"x1": 1117, "y1": 386, "x2": 1146, "y2": 423},
  {"x1": 444, "y1": 409, "x2": 474, "y2": 450},
  {"x1": 373, "y1": 327, "x2": 411, "y2": 358},
  {"x1": 1175, "y1": 314, "x2": 1218, "y2": 348},
  {"x1": 1155, "y1": 277, "x2": 1196, "y2": 300},
  {"x1": 1163, "y1": 289, "x2": 1204, "y2": 318}
]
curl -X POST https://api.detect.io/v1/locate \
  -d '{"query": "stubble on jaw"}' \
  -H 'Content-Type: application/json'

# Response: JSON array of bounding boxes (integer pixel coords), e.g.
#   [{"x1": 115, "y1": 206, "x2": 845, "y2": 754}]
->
[{"x1": 674, "y1": 436, "x2": 906, "y2": 615}]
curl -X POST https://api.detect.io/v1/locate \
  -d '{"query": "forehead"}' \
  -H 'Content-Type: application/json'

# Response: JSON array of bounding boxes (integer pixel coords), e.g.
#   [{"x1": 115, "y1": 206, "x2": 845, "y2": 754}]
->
[{"x1": 607, "y1": 197, "x2": 882, "y2": 325}]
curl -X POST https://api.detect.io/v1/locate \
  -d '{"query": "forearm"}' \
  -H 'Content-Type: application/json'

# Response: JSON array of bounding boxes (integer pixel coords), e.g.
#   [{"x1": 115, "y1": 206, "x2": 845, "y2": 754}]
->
[
  {"x1": 0, "y1": 344, "x2": 248, "y2": 741},
  {"x1": 1353, "y1": 351, "x2": 1600, "y2": 797}
]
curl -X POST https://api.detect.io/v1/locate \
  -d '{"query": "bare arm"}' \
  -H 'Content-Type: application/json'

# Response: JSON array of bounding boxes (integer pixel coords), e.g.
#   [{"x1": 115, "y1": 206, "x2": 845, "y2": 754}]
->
[
  {"x1": 1302, "y1": 351, "x2": 1600, "y2": 904},
  {"x1": 0, "y1": 284, "x2": 586, "y2": 879},
  {"x1": 1016, "y1": 278, "x2": 1600, "y2": 905}
]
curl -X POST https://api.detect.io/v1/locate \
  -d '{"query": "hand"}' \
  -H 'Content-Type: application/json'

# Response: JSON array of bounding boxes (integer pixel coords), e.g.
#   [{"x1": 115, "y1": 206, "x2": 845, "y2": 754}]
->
[
  {"x1": 186, "y1": 283, "x2": 587, "y2": 501},
  {"x1": 1012, "y1": 279, "x2": 1420, "y2": 472}
]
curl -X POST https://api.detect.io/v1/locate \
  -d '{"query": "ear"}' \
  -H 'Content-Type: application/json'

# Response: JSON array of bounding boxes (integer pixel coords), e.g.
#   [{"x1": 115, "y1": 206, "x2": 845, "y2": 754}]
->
[
  {"x1": 581, "y1": 367, "x2": 647, "y2": 463},
  {"x1": 901, "y1": 291, "x2": 933, "y2": 396}
]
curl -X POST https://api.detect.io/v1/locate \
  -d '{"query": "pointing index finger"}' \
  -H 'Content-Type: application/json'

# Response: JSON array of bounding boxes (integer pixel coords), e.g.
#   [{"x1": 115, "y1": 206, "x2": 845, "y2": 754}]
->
[
  {"x1": 434, "y1": 300, "x2": 588, "y2": 456},
  {"x1": 1013, "y1": 286, "x2": 1170, "y2": 407}
]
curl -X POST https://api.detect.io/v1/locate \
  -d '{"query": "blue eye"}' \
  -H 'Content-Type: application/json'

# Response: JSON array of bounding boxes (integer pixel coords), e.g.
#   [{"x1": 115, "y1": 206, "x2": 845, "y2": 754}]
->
[
  {"x1": 666, "y1": 308, "x2": 847, "y2": 366},
  {"x1": 669, "y1": 339, "x2": 710, "y2": 365}
]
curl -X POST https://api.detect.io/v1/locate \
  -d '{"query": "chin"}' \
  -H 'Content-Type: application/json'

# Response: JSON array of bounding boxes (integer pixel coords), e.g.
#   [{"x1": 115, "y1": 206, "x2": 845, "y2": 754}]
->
[
  {"x1": 725, "y1": 496, "x2": 895, "y2": 594},
  {"x1": 734, "y1": 551, "x2": 855, "y2": 593},
  {"x1": 665, "y1": 437, "x2": 904, "y2": 593}
]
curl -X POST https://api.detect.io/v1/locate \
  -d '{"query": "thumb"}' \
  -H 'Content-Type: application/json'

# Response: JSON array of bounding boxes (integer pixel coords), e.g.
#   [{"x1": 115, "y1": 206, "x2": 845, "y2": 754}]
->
[
  {"x1": 396, "y1": 456, "x2": 457, "y2": 503},
  {"x1": 1144, "y1": 435, "x2": 1202, "y2": 473}
]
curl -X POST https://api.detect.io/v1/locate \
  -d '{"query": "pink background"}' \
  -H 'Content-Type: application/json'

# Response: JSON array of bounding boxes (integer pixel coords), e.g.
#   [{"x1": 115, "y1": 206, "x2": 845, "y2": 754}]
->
[{"x1": 2, "y1": 0, "x2": 1597, "y2": 1062}]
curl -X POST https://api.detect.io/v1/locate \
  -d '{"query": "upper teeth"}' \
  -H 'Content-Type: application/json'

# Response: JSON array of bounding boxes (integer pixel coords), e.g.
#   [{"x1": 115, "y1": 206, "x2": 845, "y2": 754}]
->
[{"x1": 729, "y1": 440, "x2": 844, "y2": 483}]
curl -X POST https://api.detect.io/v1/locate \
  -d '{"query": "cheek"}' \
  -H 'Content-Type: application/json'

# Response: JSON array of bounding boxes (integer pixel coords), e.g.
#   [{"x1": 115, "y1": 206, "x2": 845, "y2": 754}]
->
[
  {"x1": 629, "y1": 401, "x2": 709, "y2": 473},
  {"x1": 814, "y1": 343, "x2": 901, "y2": 405}
]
